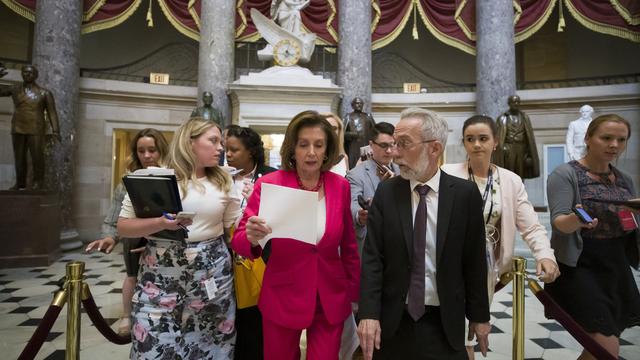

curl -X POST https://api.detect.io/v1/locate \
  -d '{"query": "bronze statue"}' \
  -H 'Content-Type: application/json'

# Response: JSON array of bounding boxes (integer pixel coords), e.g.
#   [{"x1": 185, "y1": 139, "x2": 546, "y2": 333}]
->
[
  {"x1": 494, "y1": 95, "x2": 540, "y2": 179},
  {"x1": 343, "y1": 97, "x2": 376, "y2": 169},
  {"x1": 0, "y1": 65, "x2": 60, "y2": 190},
  {"x1": 191, "y1": 91, "x2": 223, "y2": 125}
]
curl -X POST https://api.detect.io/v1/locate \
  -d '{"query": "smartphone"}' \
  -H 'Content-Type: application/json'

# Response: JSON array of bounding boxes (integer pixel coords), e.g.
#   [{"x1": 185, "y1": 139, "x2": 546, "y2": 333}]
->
[
  {"x1": 573, "y1": 207, "x2": 594, "y2": 223},
  {"x1": 176, "y1": 211, "x2": 196, "y2": 220},
  {"x1": 357, "y1": 195, "x2": 369, "y2": 210}
]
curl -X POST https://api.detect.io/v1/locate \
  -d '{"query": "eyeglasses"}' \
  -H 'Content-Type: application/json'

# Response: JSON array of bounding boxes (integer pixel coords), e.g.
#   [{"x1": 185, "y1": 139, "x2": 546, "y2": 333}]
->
[
  {"x1": 394, "y1": 139, "x2": 436, "y2": 150},
  {"x1": 371, "y1": 140, "x2": 396, "y2": 151}
]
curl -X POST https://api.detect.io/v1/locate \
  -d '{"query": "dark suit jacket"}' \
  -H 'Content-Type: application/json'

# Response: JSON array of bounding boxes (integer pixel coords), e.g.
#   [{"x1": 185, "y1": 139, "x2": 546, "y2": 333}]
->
[{"x1": 359, "y1": 170, "x2": 490, "y2": 351}]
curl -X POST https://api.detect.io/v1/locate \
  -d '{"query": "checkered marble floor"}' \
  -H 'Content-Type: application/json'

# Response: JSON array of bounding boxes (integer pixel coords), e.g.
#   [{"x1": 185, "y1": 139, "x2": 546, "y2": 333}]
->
[{"x1": 0, "y1": 245, "x2": 638, "y2": 359}]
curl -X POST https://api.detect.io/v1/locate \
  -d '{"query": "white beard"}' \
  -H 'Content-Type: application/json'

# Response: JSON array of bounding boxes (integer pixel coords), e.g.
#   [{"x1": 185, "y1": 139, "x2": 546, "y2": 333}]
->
[{"x1": 398, "y1": 150, "x2": 430, "y2": 181}]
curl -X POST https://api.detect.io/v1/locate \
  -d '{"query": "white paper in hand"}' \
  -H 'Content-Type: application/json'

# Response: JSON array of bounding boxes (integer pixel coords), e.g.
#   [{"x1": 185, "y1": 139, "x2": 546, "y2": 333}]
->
[{"x1": 257, "y1": 183, "x2": 318, "y2": 247}]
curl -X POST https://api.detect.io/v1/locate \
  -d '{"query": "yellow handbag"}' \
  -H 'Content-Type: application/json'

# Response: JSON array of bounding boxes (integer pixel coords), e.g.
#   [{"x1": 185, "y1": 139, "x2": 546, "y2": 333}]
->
[{"x1": 233, "y1": 253, "x2": 265, "y2": 309}]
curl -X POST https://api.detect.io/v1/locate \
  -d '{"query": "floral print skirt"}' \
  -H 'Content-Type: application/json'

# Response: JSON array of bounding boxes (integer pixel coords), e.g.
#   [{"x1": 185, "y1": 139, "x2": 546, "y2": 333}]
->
[{"x1": 130, "y1": 237, "x2": 236, "y2": 360}]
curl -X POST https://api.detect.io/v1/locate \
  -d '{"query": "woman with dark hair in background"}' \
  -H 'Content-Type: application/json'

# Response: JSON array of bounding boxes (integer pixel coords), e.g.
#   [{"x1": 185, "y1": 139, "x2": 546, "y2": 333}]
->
[
  {"x1": 546, "y1": 114, "x2": 640, "y2": 359},
  {"x1": 441, "y1": 115, "x2": 559, "y2": 359},
  {"x1": 85, "y1": 128, "x2": 169, "y2": 336},
  {"x1": 232, "y1": 110, "x2": 360, "y2": 360},
  {"x1": 225, "y1": 125, "x2": 276, "y2": 360}
]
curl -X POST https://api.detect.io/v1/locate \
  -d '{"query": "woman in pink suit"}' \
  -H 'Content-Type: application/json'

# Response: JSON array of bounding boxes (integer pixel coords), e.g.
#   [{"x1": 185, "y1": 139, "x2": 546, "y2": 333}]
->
[{"x1": 232, "y1": 110, "x2": 360, "y2": 360}]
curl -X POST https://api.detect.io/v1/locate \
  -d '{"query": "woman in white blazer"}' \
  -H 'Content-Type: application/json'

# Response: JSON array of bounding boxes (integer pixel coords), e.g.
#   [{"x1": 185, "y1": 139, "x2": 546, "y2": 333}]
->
[{"x1": 441, "y1": 115, "x2": 560, "y2": 359}]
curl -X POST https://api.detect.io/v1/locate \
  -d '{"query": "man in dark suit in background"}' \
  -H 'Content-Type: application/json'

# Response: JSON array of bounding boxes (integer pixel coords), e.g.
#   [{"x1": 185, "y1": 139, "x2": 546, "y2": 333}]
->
[{"x1": 357, "y1": 107, "x2": 490, "y2": 359}]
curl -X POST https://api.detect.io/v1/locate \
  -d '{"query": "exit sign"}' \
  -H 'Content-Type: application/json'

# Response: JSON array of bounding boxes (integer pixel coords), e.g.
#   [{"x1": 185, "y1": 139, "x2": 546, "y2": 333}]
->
[
  {"x1": 150, "y1": 73, "x2": 170, "y2": 85},
  {"x1": 403, "y1": 83, "x2": 421, "y2": 93}
]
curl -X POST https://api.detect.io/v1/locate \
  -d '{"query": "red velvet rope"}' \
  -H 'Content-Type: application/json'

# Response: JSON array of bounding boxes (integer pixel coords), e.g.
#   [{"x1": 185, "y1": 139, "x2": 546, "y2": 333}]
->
[
  {"x1": 17, "y1": 304, "x2": 63, "y2": 360},
  {"x1": 81, "y1": 295, "x2": 131, "y2": 345},
  {"x1": 531, "y1": 286, "x2": 617, "y2": 360}
]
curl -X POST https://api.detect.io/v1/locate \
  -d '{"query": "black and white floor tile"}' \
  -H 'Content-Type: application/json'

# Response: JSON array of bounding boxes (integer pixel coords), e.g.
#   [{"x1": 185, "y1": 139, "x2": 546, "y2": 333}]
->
[{"x1": 0, "y1": 245, "x2": 638, "y2": 359}]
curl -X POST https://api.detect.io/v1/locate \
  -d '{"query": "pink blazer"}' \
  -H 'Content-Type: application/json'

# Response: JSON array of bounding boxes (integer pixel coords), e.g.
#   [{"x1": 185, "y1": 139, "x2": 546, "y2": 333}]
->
[
  {"x1": 232, "y1": 170, "x2": 360, "y2": 329},
  {"x1": 441, "y1": 163, "x2": 555, "y2": 274}
]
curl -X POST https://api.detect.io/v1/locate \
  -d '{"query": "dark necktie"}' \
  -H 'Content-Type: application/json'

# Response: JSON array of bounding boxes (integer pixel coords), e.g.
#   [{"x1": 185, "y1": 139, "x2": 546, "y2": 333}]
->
[{"x1": 408, "y1": 184, "x2": 430, "y2": 321}]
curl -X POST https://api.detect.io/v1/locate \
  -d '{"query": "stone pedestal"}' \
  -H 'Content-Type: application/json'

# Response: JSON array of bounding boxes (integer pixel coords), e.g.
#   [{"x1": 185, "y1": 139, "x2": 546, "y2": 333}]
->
[
  {"x1": 229, "y1": 66, "x2": 342, "y2": 131},
  {"x1": 0, "y1": 191, "x2": 61, "y2": 268}
]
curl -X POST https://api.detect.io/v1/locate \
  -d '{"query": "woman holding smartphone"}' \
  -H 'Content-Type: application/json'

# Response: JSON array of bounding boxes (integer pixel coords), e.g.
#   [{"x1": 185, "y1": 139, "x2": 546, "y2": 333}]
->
[
  {"x1": 546, "y1": 114, "x2": 640, "y2": 359},
  {"x1": 118, "y1": 117, "x2": 241, "y2": 359}
]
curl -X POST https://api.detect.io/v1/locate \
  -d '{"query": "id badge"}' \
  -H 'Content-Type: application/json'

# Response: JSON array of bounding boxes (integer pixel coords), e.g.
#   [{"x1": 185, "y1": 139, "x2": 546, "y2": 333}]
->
[
  {"x1": 618, "y1": 210, "x2": 638, "y2": 232},
  {"x1": 203, "y1": 276, "x2": 218, "y2": 300}
]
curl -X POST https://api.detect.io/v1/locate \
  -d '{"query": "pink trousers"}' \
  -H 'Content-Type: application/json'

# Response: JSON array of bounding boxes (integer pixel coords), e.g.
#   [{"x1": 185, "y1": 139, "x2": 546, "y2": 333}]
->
[{"x1": 263, "y1": 307, "x2": 343, "y2": 360}]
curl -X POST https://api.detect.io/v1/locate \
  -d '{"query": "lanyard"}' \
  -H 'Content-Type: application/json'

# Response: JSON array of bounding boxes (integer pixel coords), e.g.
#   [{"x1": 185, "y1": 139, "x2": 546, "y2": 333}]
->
[{"x1": 469, "y1": 166, "x2": 494, "y2": 225}]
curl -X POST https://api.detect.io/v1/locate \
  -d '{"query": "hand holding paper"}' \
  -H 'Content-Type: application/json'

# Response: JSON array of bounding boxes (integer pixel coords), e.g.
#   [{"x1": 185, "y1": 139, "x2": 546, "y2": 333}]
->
[
  {"x1": 257, "y1": 183, "x2": 319, "y2": 247},
  {"x1": 246, "y1": 216, "x2": 272, "y2": 247}
]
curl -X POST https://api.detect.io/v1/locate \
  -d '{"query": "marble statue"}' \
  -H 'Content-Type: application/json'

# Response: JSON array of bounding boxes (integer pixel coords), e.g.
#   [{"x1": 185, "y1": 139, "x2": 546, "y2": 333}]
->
[
  {"x1": 566, "y1": 105, "x2": 594, "y2": 161},
  {"x1": 271, "y1": 0, "x2": 310, "y2": 36},
  {"x1": 344, "y1": 97, "x2": 376, "y2": 169},
  {"x1": 191, "y1": 91, "x2": 223, "y2": 125},
  {"x1": 494, "y1": 95, "x2": 540, "y2": 179},
  {"x1": 251, "y1": 4, "x2": 316, "y2": 65},
  {"x1": 0, "y1": 65, "x2": 60, "y2": 190}
]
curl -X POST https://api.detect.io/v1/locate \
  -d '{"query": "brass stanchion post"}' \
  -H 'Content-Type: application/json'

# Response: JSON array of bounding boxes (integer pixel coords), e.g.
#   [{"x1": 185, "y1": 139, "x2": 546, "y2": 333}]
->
[
  {"x1": 512, "y1": 257, "x2": 526, "y2": 360},
  {"x1": 65, "y1": 262, "x2": 84, "y2": 360}
]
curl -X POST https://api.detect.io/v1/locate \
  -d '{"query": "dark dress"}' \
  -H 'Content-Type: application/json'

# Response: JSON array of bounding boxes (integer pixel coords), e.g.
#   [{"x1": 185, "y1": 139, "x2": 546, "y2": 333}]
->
[{"x1": 546, "y1": 161, "x2": 640, "y2": 336}]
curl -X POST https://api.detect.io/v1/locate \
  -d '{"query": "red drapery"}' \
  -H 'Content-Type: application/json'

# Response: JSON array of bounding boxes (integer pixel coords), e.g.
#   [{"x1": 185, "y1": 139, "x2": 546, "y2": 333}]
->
[
  {"x1": 565, "y1": 0, "x2": 640, "y2": 42},
  {"x1": 2, "y1": 0, "x2": 638, "y2": 52},
  {"x1": 83, "y1": 0, "x2": 143, "y2": 34},
  {"x1": 0, "y1": 0, "x2": 143, "y2": 34},
  {"x1": 157, "y1": 0, "x2": 199, "y2": 40}
]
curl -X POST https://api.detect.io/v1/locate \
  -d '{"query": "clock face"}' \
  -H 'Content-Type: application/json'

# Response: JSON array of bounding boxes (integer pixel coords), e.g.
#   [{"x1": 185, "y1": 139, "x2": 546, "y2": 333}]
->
[{"x1": 273, "y1": 39, "x2": 301, "y2": 67}]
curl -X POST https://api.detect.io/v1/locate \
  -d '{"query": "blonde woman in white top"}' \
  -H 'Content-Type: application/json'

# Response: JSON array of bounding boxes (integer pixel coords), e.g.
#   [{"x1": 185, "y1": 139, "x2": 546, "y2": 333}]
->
[
  {"x1": 118, "y1": 117, "x2": 241, "y2": 359},
  {"x1": 324, "y1": 112, "x2": 350, "y2": 177},
  {"x1": 441, "y1": 115, "x2": 559, "y2": 360}
]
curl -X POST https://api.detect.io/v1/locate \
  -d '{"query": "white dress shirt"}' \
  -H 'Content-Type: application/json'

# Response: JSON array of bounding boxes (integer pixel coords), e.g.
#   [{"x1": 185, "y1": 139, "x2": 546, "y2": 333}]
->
[{"x1": 409, "y1": 169, "x2": 441, "y2": 306}]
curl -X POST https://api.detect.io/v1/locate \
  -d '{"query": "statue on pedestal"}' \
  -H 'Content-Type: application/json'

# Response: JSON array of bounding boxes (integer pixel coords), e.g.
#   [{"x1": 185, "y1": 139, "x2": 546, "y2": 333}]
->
[
  {"x1": 251, "y1": 3, "x2": 316, "y2": 66},
  {"x1": 344, "y1": 97, "x2": 376, "y2": 169},
  {"x1": 566, "y1": 105, "x2": 594, "y2": 161},
  {"x1": 191, "y1": 91, "x2": 223, "y2": 125},
  {"x1": 494, "y1": 95, "x2": 540, "y2": 179},
  {"x1": 0, "y1": 65, "x2": 60, "y2": 190}
]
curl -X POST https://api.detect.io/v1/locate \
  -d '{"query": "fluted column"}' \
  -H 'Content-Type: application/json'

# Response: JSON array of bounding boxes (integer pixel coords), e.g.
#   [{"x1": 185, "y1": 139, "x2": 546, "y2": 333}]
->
[
  {"x1": 32, "y1": 0, "x2": 83, "y2": 250},
  {"x1": 476, "y1": 0, "x2": 516, "y2": 119},
  {"x1": 197, "y1": 0, "x2": 236, "y2": 128},
  {"x1": 338, "y1": 0, "x2": 372, "y2": 117}
]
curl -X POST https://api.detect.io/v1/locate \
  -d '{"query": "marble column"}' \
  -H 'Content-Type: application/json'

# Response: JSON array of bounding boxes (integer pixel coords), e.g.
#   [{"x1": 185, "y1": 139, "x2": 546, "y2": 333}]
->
[
  {"x1": 32, "y1": 0, "x2": 83, "y2": 250},
  {"x1": 197, "y1": 0, "x2": 235, "y2": 128},
  {"x1": 338, "y1": 0, "x2": 372, "y2": 117},
  {"x1": 475, "y1": 0, "x2": 516, "y2": 119}
]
